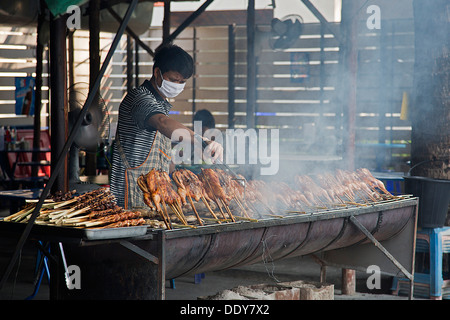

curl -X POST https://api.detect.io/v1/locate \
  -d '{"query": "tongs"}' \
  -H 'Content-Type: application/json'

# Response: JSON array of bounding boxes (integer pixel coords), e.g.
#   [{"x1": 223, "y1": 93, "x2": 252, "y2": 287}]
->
[{"x1": 198, "y1": 136, "x2": 245, "y2": 185}]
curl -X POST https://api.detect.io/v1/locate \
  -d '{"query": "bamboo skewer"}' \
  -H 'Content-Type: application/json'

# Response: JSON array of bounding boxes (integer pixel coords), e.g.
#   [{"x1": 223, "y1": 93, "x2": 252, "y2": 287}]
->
[
  {"x1": 175, "y1": 202, "x2": 188, "y2": 225},
  {"x1": 245, "y1": 199, "x2": 270, "y2": 218},
  {"x1": 220, "y1": 199, "x2": 235, "y2": 222},
  {"x1": 175, "y1": 202, "x2": 187, "y2": 224},
  {"x1": 201, "y1": 196, "x2": 221, "y2": 222},
  {"x1": 216, "y1": 201, "x2": 227, "y2": 219},
  {"x1": 157, "y1": 207, "x2": 171, "y2": 230},
  {"x1": 172, "y1": 223, "x2": 197, "y2": 229},
  {"x1": 161, "y1": 199, "x2": 174, "y2": 229},
  {"x1": 188, "y1": 195, "x2": 203, "y2": 226},
  {"x1": 3, "y1": 206, "x2": 34, "y2": 222},
  {"x1": 265, "y1": 214, "x2": 284, "y2": 218},
  {"x1": 202, "y1": 217, "x2": 227, "y2": 223},
  {"x1": 241, "y1": 197, "x2": 257, "y2": 218},
  {"x1": 233, "y1": 215, "x2": 258, "y2": 222},
  {"x1": 203, "y1": 178, "x2": 228, "y2": 220},
  {"x1": 170, "y1": 203, "x2": 188, "y2": 226},
  {"x1": 344, "y1": 201, "x2": 367, "y2": 207},
  {"x1": 233, "y1": 197, "x2": 249, "y2": 218}
]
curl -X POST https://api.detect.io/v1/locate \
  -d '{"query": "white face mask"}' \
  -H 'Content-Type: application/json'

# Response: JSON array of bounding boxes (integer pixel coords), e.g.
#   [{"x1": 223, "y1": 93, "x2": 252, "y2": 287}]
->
[{"x1": 157, "y1": 70, "x2": 185, "y2": 98}]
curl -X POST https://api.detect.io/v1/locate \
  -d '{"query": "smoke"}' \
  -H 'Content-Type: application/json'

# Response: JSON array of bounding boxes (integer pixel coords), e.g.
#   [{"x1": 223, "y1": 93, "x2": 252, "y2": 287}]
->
[{"x1": 410, "y1": 0, "x2": 450, "y2": 179}]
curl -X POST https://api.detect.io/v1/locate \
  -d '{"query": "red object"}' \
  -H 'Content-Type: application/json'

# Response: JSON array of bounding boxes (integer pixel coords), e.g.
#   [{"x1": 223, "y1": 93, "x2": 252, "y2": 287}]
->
[
  {"x1": 7, "y1": 129, "x2": 51, "y2": 178},
  {"x1": 5, "y1": 129, "x2": 11, "y2": 143}
]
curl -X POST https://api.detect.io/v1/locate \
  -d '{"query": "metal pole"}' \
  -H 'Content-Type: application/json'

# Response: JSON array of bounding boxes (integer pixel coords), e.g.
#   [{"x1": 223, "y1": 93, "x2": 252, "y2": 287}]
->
[
  {"x1": 228, "y1": 24, "x2": 236, "y2": 129},
  {"x1": 68, "y1": 32, "x2": 75, "y2": 89},
  {"x1": 126, "y1": 35, "x2": 133, "y2": 92},
  {"x1": 49, "y1": 14, "x2": 69, "y2": 194},
  {"x1": 86, "y1": 0, "x2": 101, "y2": 176},
  {"x1": 300, "y1": 0, "x2": 341, "y2": 44},
  {"x1": 340, "y1": 0, "x2": 357, "y2": 171},
  {"x1": 107, "y1": 6, "x2": 154, "y2": 57},
  {"x1": 339, "y1": 0, "x2": 358, "y2": 293},
  {"x1": 164, "y1": 0, "x2": 215, "y2": 45},
  {"x1": 163, "y1": 0, "x2": 171, "y2": 43},
  {"x1": 246, "y1": 0, "x2": 256, "y2": 129},
  {"x1": 0, "y1": 0, "x2": 139, "y2": 291},
  {"x1": 192, "y1": 27, "x2": 197, "y2": 124},
  {"x1": 32, "y1": 4, "x2": 45, "y2": 178},
  {"x1": 135, "y1": 41, "x2": 140, "y2": 87}
]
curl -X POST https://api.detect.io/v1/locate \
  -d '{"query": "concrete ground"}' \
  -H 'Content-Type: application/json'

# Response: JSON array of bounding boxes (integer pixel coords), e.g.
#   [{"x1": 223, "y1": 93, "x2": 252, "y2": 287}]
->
[{"x1": 165, "y1": 255, "x2": 411, "y2": 300}]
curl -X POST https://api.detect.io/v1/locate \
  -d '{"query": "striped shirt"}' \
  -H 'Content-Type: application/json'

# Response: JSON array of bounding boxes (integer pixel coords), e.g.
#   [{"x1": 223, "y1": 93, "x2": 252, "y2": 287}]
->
[{"x1": 110, "y1": 80, "x2": 172, "y2": 207}]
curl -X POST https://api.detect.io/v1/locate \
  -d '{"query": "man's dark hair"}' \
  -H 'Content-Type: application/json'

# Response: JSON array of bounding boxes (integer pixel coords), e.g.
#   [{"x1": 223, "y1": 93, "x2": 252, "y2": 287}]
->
[
  {"x1": 153, "y1": 44, "x2": 194, "y2": 79},
  {"x1": 194, "y1": 109, "x2": 215, "y2": 129}
]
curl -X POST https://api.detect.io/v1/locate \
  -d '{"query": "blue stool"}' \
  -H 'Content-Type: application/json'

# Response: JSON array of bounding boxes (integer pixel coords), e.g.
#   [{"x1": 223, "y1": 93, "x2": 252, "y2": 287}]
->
[
  {"x1": 26, "y1": 241, "x2": 50, "y2": 300},
  {"x1": 392, "y1": 227, "x2": 450, "y2": 299},
  {"x1": 169, "y1": 273, "x2": 205, "y2": 289}
]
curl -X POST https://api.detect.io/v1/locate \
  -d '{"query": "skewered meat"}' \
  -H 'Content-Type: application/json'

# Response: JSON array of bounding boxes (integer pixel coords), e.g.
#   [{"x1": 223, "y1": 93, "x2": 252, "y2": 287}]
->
[
  {"x1": 158, "y1": 170, "x2": 183, "y2": 207},
  {"x1": 336, "y1": 169, "x2": 384, "y2": 201},
  {"x1": 93, "y1": 210, "x2": 145, "y2": 223},
  {"x1": 214, "y1": 169, "x2": 246, "y2": 202},
  {"x1": 100, "y1": 218, "x2": 146, "y2": 229},
  {"x1": 172, "y1": 168, "x2": 206, "y2": 225},
  {"x1": 173, "y1": 169, "x2": 206, "y2": 202},
  {"x1": 51, "y1": 190, "x2": 77, "y2": 202},
  {"x1": 356, "y1": 168, "x2": 393, "y2": 197},
  {"x1": 244, "y1": 180, "x2": 278, "y2": 215},
  {"x1": 140, "y1": 169, "x2": 183, "y2": 211},
  {"x1": 139, "y1": 169, "x2": 189, "y2": 228},
  {"x1": 269, "y1": 181, "x2": 312, "y2": 209},
  {"x1": 86, "y1": 206, "x2": 124, "y2": 219},
  {"x1": 294, "y1": 175, "x2": 333, "y2": 205},
  {"x1": 199, "y1": 168, "x2": 232, "y2": 204}
]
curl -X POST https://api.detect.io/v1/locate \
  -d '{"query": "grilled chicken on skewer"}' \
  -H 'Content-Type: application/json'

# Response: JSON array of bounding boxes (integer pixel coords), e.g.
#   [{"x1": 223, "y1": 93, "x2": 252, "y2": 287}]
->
[
  {"x1": 294, "y1": 175, "x2": 333, "y2": 206},
  {"x1": 199, "y1": 168, "x2": 235, "y2": 221},
  {"x1": 173, "y1": 169, "x2": 207, "y2": 202},
  {"x1": 356, "y1": 168, "x2": 394, "y2": 198},
  {"x1": 214, "y1": 169, "x2": 254, "y2": 218},
  {"x1": 156, "y1": 170, "x2": 188, "y2": 225},
  {"x1": 174, "y1": 169, "x2": 220, "y2": 220},
  {"x1": 199, "y1": 168, "x2": 232, "y2": 204},
  {"x1": 172, "y1": 169, "x2": 204, "y2": 225},
  {"x1": 138, "y1": 169, "x2": 182, "y2": 228}
]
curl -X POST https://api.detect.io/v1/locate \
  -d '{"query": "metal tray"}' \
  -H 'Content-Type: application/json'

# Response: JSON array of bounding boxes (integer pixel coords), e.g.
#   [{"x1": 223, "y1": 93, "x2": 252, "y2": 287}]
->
[
  {"x1": 82, "y1": 226, "x2": 148, "y2": 240},
  {"x1": 0, "y1": 219, "x2": 148, "y2": 241}
]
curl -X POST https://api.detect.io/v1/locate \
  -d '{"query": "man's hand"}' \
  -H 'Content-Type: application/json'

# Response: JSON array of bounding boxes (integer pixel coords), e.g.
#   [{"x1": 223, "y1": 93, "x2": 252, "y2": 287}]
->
[
  {"x1": 147, "y1": 113, "x2": 224, "y2": 163},
  {"x1": 203, "y1": 139, "x2": 223, "y2": 163}
]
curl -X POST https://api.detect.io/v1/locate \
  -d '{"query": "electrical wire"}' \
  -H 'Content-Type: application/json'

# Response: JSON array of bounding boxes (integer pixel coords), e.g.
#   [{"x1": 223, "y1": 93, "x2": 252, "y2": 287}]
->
[{"x1": 261, "y1": 235, "x2": 281, "y2": 283}]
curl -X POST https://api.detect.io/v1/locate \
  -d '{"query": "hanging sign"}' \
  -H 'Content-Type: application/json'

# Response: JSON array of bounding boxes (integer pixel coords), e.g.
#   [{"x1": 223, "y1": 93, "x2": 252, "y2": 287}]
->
[{"x1": 15, "y1": 76, "x2": 35, "y2": 116}]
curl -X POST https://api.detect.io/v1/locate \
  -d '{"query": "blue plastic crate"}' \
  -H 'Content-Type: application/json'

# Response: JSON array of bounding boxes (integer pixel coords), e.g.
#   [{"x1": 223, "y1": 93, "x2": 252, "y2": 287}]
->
[{"x1": 393, "y1": 227, "x2": 450, "y2": 299}]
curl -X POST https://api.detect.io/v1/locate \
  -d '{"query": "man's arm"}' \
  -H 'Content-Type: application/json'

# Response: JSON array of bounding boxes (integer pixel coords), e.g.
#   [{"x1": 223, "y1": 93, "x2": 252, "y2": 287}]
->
[
  {"x1": 147, "y1": 113, "x2": 192, "y2": 139},
  {"x1": 147, "y1": 113, "x2": 223, "y2": 162}
]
